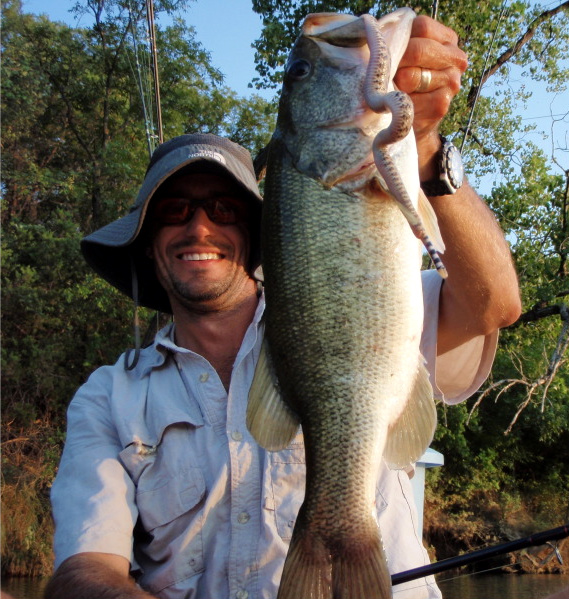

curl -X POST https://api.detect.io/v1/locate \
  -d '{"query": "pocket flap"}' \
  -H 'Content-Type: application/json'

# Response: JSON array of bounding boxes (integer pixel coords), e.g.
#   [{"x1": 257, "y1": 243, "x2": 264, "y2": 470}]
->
[{"x1": 137, "y1": 467, "x2": 206, "y2": 530}]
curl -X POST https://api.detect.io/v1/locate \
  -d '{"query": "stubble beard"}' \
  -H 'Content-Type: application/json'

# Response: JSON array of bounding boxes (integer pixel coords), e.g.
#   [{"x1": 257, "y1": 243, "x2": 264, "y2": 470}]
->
[
  {"x1": 171, "y1": 275, "x2": 232, "y2": 309},
  {"x1": 166, "y1": 261, "x2": 254, "y2": 315}
]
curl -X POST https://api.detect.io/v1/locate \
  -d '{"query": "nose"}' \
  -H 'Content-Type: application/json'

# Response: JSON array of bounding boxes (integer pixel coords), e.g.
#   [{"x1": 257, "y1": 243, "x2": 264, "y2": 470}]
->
[{"x1": 183, "y1": 206, "x2": 214, "y2": 234}]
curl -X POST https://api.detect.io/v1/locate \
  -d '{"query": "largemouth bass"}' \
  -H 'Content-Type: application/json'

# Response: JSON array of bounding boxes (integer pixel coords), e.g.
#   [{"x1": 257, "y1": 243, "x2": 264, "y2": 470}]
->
[{"x1": 247, "y1": 8, "x2": 442, "y2": 598}]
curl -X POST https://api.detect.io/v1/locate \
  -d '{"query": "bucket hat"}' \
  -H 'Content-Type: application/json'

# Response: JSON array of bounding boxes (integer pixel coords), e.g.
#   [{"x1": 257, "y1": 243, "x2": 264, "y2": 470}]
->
[{"x1": 81, "y1": 134, "x2": 263, "y2": 314}]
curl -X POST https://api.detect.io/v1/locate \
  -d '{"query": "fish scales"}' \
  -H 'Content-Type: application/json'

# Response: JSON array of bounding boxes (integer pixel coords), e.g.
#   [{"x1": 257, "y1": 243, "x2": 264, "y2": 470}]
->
[{"x1": 247, "y1": 8, "x2": 439, "y2": 599}]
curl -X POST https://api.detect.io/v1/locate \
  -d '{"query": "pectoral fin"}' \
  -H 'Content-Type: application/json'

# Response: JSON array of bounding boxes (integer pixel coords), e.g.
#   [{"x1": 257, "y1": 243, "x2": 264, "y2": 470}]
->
[
  {"x1": 384, "y1": 360, "x2": 437, "y2": 469},
  {"x1": 418, "y1": 188, "x2": 445, "y2": 253},
  {"x1": 247, "y1": 339, "x2": 301, "y2": 451}
]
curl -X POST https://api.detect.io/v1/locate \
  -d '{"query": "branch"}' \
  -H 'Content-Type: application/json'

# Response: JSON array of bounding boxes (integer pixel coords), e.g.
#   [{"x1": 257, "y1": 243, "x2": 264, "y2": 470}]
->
[
  {"x1": 467, "y1": 1, "x2": 569, "y2": 108},
  {"x1": 509, "y1": 293, "x2": 569, "y2": 328},
  {"x1": 471, "y1": 304, "x2": 569, "y2": 433},
  {"x1": 513, "y1": 302, "x2": 564, "y2": 326}
]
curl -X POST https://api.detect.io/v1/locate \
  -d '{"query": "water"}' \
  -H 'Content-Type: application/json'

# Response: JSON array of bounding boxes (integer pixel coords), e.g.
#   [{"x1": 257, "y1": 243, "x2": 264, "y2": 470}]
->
[
  {"x1": 1, "y1": 574, "x2": 568, "y2": 598},
  {"x1": 1, "y1": 577, "x2": 47, "y2": 599},
  {"x1": 437, "y1": 573, "x2": 569, "y2": 599}
]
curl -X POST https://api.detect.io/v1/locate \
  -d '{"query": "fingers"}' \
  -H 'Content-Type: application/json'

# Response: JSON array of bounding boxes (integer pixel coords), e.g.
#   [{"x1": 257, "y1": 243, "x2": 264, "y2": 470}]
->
[
  {"x1": 399, "y1": 35, "x2": 467, "y2": 73},
  {"x1": 393, "y1": 15, "x2": 467, "y2": 172},
  {"x1": 395, "y1": 64, "x2": 462, "y2": 96},
  {"x1": 395, "y1": 15, "x2": 467, "y2": 95},
  {"x1": 412, "y1": 87, "x2": 456, "y2": 135},
  {"x1": 411, "y1": 14, "x2": 460, "y2": 47}
]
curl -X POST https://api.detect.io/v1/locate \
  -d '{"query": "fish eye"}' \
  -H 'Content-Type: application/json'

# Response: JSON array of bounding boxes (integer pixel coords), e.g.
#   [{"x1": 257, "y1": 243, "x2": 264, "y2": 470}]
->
[{"x1": 287, "y1": 59, "x2": 311, "y2": 80}]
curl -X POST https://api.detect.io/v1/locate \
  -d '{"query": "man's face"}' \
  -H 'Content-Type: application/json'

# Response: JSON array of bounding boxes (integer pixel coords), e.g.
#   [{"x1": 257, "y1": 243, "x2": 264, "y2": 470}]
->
[{"x1": 149, "y1": 172, "x2": 256, "y2": 313}]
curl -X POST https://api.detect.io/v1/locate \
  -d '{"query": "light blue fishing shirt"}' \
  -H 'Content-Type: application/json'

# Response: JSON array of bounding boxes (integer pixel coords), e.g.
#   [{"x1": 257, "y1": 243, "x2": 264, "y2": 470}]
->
[{"x1": 50, "y1": 270, "x2": 498, "y2": 599}]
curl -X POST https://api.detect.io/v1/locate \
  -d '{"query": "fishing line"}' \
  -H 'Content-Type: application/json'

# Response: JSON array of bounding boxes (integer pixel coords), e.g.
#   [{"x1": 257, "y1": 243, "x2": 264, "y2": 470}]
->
[
  {"x1": 127, "y1": 0, "x2": 157, "y2": 156},
  {"x1": 397, "y1": 562, "x2": 515, "y2": 596},
  {"x1": 522, "y1": 112, "x2": 569, "y2": 120},
  {"x1": 460, "y1": 0, "x2": 510, "y2": 153},
  {"x1": 391, "y1": 564, "x2": 511, "y2": 596},
  {"x1": 126, "y1": 0, "x2": 163, "y2": 158}
]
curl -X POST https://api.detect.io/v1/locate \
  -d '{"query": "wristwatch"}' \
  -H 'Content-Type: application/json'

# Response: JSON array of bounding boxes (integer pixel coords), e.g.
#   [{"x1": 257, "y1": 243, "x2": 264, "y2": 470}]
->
[{"x1": 420, "y1": 136, "x2": 464, "y2": 196}]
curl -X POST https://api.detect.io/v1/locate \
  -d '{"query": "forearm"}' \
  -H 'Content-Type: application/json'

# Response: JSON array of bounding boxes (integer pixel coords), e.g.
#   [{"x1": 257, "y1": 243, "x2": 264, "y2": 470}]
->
[
  {"x1": 428, "y1": 177, "x2": 521, "y2": 353},
  {"x1": 44, "y1": 553, "x2": 157, "y2": 599}
]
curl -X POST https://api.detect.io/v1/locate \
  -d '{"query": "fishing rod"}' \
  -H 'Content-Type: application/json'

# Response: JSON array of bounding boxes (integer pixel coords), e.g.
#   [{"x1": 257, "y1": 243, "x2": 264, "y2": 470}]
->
[
  {"x1": 146, "y1": 0, "x2": 163, "y2": 146},
  {"x1": 392, "y1": 523, "x2": 569, "y2": 586},
  {"x1": 430, "y1": 0, "x2": 439, "y2": 20},
  {"x1": 126, "y1": 0, "x2": 163, "y2": 157}
]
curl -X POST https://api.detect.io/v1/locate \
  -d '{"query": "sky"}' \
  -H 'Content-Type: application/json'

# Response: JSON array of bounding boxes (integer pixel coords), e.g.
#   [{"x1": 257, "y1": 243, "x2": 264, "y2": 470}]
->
[
  {"x1": 21, "y1": 0, "x2": 270, "y2": 99},
  {"x1": 18, "y1": 0, "x2": 569, "y2": 190}
]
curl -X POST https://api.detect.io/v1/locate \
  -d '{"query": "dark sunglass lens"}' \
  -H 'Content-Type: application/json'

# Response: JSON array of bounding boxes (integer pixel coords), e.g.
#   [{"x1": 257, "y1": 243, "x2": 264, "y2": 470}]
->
[
  {"x1": 208, "y1": 199, "x2": 238, "y2": 224},
  {"x1": 155, "y1": 198, "x2": 192, "y2": 224}
]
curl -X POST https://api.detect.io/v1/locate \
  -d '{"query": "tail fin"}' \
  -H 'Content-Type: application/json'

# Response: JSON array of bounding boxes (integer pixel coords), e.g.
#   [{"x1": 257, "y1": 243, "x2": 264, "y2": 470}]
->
[{"x1": 277, "y1": 524, "x2": 392, "y2": 599}]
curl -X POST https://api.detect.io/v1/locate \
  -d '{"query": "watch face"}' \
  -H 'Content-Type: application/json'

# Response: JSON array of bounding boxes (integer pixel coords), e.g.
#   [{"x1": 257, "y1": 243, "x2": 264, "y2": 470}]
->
[
  {"x1": 444, "y1": 143, "x2": 464, "y2": 190},
  {"x1": 420, "y1": 137, "x2": 464, "y2": 196}
]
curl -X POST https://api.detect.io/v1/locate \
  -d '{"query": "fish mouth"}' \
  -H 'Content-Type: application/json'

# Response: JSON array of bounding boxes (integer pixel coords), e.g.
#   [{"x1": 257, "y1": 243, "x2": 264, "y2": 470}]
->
[
  {"x1": 334, "y1": 155, "x2": 376, "y2": 183},
  {"x1": 331, "y1": 157, "x2": 388, "y2": 193}
]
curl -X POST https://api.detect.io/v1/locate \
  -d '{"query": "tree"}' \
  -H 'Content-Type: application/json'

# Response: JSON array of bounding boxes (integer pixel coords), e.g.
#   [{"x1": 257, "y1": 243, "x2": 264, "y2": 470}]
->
[{"x1": 1, "y1": 0, "x2": 275, "y2": 576}]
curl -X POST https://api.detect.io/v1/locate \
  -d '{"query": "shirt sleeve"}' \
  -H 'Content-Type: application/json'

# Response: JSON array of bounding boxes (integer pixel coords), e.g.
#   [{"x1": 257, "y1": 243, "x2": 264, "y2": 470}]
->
[
  {"x1": 420, "y1": 269, "x2": 499, "y2": 405},
  {"x1": 50, "y1": 365, "x2": 138, "y2": 569}
]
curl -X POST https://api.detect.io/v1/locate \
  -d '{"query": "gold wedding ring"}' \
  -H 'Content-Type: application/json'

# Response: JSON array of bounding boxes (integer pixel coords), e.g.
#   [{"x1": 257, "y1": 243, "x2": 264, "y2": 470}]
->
[{"x1": 417, "y1": 68, "x2": 432, "y2": 92}]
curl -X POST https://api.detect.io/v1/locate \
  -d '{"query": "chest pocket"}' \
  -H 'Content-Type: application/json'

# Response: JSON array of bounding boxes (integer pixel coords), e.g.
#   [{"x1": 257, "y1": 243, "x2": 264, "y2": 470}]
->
[
  {"x1": 265, "y1": 433, "x2": 306, "y2": 540},
  {"x1": 119, "y1": 423, "x2": 206, "y2": 588},
  {"x1": 135, "y1": 463, "x2": 206, "y2": 531}
]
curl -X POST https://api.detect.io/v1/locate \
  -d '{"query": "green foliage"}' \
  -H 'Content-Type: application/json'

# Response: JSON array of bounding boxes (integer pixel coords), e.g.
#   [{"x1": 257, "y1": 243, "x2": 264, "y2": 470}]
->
[{"x1": 1, "y1": 213, "x2": 135, "y2": 425}]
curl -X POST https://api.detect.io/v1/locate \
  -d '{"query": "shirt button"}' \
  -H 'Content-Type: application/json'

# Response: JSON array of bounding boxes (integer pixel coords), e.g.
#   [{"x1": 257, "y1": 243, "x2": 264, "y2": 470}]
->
[
  {"x1": 236, "y1": 591, "x2": 249, "y2": 599},
  {"x1": 237, "y1": 511, "x2": 250, "y2": 524},
  {"x1": 231, "y1": 431, "x2": 243, "y2": 442},
  {"x1": 199, "y1": 372, "x2": 209, "y2": 383}
]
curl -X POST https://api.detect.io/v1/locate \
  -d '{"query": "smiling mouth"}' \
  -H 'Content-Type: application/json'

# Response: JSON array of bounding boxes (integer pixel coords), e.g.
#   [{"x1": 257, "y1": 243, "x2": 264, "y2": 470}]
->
[{"x1": 178, "y1": 252, "x2": 224, "y2": 261}]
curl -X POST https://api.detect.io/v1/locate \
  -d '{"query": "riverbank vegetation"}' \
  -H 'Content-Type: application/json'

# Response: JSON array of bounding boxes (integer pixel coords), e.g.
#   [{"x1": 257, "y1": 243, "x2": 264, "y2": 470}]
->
[{"x1": 2, "y1": 0, "x2": 568, "y2": 578}]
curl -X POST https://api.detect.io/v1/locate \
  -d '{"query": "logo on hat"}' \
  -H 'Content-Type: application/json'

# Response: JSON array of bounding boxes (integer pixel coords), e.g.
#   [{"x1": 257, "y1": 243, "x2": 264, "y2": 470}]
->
[{"x1": 187, "y1": 150, "x2": 227, "y2": 165}]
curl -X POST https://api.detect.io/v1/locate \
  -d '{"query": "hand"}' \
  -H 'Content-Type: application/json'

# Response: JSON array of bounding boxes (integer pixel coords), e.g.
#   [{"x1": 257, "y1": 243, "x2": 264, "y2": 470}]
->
[{"x1": 394, "y1": 16, "x2": 468, "y2": 179}]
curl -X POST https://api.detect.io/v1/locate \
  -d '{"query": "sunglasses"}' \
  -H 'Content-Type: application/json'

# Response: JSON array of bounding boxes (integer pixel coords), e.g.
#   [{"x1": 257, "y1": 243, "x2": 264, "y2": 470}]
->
[{"x1": 152, "y1": 196, "x2": 248, "y2": 227}]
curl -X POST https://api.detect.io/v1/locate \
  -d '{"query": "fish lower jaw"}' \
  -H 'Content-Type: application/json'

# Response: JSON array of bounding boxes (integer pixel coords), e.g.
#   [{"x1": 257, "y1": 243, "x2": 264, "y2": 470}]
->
[{"x1": 330, "y1": 161, "x2": 387, "y2": 194}]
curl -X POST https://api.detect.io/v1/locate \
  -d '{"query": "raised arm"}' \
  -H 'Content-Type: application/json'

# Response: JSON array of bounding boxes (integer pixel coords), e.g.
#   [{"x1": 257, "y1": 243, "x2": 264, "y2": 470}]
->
[{"x1": 396, "y1": 16, "x2": 522, "y2": 354}]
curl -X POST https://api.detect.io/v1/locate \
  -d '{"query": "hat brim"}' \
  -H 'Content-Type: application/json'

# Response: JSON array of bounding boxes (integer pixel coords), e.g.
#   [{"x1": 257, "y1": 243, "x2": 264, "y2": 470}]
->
[{"x1": 81, "y1": 140, "x2": 263, "y2": 314}]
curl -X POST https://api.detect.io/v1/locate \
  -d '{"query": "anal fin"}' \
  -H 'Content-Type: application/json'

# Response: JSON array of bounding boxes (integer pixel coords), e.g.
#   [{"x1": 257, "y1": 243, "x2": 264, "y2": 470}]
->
[{"x1": 384, "y1": 359, "x2": 437, "y2": 469}]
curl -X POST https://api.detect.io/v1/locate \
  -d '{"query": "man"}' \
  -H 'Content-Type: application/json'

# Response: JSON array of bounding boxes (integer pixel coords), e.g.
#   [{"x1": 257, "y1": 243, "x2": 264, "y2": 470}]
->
[{"x1": 45, "y1": 15, "x2": 521, "y2": 599}]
